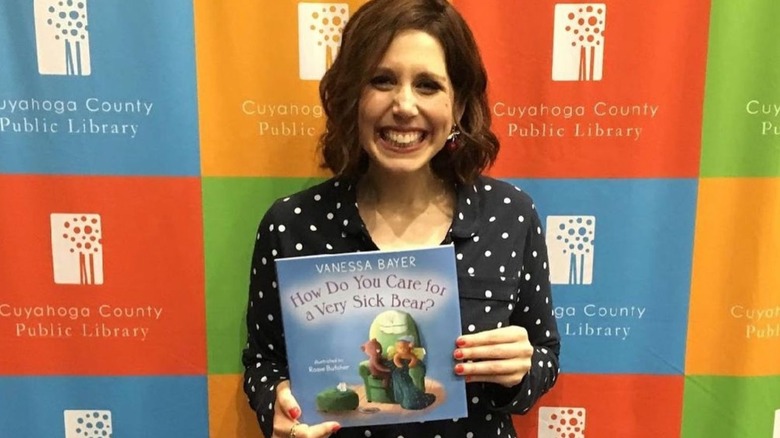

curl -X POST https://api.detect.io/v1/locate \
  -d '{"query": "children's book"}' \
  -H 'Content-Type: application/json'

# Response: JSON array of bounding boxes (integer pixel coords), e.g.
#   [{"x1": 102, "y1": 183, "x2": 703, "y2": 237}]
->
[{"x1": 275, "y1": 245, "x2": 467, "y2": 428}]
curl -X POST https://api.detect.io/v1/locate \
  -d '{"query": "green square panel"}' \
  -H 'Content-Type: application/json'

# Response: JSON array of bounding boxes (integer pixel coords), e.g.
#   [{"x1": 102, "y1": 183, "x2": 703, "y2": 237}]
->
[
  {"x1": 203, "y1": 177, "x2": 323, "y2": 374},
  {"x1": 700, "y1": 0, "x2": 780, "y2": 176},
  {"x1": 682, "y1": 375, "x2": 780, "y2": 437}
]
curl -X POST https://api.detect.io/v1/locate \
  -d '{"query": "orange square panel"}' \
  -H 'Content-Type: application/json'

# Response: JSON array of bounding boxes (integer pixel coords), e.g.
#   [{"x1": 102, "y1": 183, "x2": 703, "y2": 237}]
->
[
  {"x1": 686, "y1": 178, "x2": 780, "y2": 376},
  {"x1": 209, "y1": 374, "x2": 264, "y2": 438},
  {"x1": 0, "y1": 175, "x2": 206, "y2": 375},
  {"x1": 195, "y1": 0, "x2": 367, "y2": 177}
]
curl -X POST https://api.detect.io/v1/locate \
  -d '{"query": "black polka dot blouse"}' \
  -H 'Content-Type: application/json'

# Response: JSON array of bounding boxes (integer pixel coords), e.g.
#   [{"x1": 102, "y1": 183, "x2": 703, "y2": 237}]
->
[{"x1": 242, "y1": 175, "x2": 561, "y2": 438}]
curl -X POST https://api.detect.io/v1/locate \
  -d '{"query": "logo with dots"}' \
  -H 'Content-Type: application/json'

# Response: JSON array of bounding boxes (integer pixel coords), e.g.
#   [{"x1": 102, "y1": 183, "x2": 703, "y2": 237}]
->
[
  {"x1": 538, "y1": 407, "x2": 586, "y2": 438},
  {"x1": 50, "y1": 213, "x2": 104, "y2": 285},
  {"x1": 552, "y1": 3, "x2": 606, "y2": 81},
  {"x1": 63, "y1": 410, "x2": 112, "y2": 438},
  {"x1": 34, "y1": 0, "x2": 91, "y2": 76},
  {"x1": 545, "y1": 215, "x2": 596, "y2": 285},
  {"x1": 297, "y1": 3, "x2": 349, "y2": 80}
]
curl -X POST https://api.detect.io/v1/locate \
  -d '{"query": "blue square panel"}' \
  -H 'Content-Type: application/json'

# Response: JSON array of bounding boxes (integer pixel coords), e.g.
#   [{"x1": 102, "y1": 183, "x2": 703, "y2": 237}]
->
[
  {"x1": 504, "y1": 178, "x2": 698, "y2": 374},
  {"x1": 0, "y1": 0, "x2": 199, "y2": 176},
  {"x1": 0, "y1": 376, "x2": 208, "y2": 437}
]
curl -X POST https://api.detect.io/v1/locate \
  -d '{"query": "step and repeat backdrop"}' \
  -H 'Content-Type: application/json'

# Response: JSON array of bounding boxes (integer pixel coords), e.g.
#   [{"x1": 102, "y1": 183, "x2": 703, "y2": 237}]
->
[{"x1": 1, "y1": 0, "x2": 778, "y2": 437}]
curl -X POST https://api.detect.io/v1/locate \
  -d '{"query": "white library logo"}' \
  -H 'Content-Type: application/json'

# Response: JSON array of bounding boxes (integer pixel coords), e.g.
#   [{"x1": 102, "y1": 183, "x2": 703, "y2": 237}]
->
[
  {"x1": 34, "y1": 0, "x2": 92, "y2": 76},
  {"x1": 552, "y1": 3, "x2": 606, "y2": 81},
  {"x1": 64, "y1": 410, "x2": 112, "y2": 438},
  {"x1": 773, "y1": 409, "x2": 779, "y2": 438},
  {"x1": 50, "y1": 213, "x2": 104, "y2": 285},
  {"x1": 539, "y1": 407, "x2": 586, "y2": 438},
  {"x1": 298, "y1": 3, "x2": 349, "y2": 80},
  {"x1": 546, "y1": 215, "x2": 596, "y2": 285}
]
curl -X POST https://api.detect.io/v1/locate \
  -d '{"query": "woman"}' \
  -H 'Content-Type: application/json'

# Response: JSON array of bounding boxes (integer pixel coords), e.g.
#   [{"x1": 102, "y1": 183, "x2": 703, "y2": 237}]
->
[{"x1": 242, "y1": 0, "x2": 560, "y2": 437}]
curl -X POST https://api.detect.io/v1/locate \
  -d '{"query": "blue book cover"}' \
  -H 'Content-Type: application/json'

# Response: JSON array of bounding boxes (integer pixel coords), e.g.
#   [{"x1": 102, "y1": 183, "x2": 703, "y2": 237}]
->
[{"x1": 275, "y1": 245, "x2": 468, "y2": 428}]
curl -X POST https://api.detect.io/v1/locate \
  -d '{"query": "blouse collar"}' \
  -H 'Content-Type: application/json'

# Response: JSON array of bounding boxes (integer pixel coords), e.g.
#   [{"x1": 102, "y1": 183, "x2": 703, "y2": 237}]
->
[{"x1": 333, "y1": 176, "x2": 482, "y2": 241}]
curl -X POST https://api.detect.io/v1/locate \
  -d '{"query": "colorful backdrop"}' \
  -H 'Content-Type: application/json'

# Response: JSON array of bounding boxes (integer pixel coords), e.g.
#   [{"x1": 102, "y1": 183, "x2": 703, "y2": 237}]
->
[{"x1": 1, "y1": 1, "x2": 778, "y2": 437}]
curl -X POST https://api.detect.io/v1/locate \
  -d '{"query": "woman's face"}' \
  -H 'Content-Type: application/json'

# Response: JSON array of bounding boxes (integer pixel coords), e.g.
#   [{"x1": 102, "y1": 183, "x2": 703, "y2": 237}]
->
[{"x1": 358, "y1": 29, "x2": 456, "y2": 177}]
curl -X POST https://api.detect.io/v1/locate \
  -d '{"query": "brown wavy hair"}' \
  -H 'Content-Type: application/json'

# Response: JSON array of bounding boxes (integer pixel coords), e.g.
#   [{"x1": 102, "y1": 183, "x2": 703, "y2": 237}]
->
[{"x1": 318, "y1": 0, "x2": 499, "y2": 185}]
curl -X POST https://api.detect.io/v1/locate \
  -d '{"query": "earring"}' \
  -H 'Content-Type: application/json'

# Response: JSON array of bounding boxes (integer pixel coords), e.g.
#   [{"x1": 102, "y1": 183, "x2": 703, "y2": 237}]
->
[{"x1": 445, "y1": 125, "x2": 461, "y2": 151}]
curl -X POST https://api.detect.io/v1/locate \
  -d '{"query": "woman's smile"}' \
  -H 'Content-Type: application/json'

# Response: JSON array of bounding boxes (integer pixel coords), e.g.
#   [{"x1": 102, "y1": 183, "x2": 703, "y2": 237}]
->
[{"x1": 377, "y1": 127, "x2": 428, "y2": 153}]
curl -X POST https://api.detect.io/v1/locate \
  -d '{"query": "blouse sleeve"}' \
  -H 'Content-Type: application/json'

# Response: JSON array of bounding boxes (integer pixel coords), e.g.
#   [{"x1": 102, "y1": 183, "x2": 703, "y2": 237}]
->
[
  {"x1": 490, "y1": 203, "x2": 561, "y2": 414},
  {"x1": 242, "y1": 203, "x2": 289, "y2": 437}
]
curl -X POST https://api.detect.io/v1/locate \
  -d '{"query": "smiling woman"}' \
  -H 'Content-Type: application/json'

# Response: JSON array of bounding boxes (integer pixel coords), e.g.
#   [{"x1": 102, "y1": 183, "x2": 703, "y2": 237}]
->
[
  {"x1": 242, "y1": 0, "x2": 560, "y2": 437},
  {"x1": 356, "y1": 30, "x2": 455, "y2": 177},
  {"x1": 317, "y1": 0, "x2": 498, "y2": 185}
]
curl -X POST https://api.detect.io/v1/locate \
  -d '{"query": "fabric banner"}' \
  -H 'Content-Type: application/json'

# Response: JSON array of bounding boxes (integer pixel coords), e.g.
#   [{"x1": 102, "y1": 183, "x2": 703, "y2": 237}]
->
[{"x1": 1, "y1": 1, "x2": 778, "y2": 437}]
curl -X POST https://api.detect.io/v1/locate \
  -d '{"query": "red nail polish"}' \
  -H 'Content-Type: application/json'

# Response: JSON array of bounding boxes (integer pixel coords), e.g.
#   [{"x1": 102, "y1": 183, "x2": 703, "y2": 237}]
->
[
  {"x1": 455, "y1": 364, "x2": 464, "y2": 374},
  {"x1": 454, "y1": 349, "x2": 464, "y2": 359},
  {"x1": 332, "y1": 425, "x2": 341, "y2": 433},
  {"x1": 288, "y1": 407, "x2": 300, "y2": 420},
  {"x1": 456, "y1": 338, "x2": 466, "y2": 347}
]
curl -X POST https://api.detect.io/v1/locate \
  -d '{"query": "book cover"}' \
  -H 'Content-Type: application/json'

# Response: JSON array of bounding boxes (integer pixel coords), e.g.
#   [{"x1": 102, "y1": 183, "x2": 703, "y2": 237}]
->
[{"x1": 275, "y1": 245, "x2": 468, "y2": 428}]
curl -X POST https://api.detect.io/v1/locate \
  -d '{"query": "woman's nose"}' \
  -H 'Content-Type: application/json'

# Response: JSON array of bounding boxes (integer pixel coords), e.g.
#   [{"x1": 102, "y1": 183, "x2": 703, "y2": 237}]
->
[{"x1": 392, "y1": 86, "x2": 419, "y2": 117}]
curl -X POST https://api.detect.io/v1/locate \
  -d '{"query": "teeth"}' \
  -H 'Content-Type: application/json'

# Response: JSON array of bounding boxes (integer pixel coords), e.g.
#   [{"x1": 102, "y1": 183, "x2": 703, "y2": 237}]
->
[{"x1": 382, "y1": 129, "x2": 423, "y2": 145}]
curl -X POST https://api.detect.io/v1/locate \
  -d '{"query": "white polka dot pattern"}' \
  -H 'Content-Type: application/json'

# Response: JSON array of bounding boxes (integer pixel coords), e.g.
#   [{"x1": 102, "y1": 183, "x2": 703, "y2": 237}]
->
[{"x1": 241, "y1": 176, "x2": 560, "y2": 438}]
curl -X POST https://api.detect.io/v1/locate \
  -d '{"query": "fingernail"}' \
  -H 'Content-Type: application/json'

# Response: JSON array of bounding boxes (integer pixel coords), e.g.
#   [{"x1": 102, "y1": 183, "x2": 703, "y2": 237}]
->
[
  {"x1": 332, "y1": 425, "x2": 341, "y2": 433},
  {"x1": 288, "y1": 407, "x2": 300, "y2": 420},
  {"x1": 454, "y1": 349, "x2": 464, "y2": 359},
  {"x1": 456, "y1": 338, "x2": 466, "y2": 347},
  {"x1": 454, "y1": 364, "x2": 464, "y2": 374}
]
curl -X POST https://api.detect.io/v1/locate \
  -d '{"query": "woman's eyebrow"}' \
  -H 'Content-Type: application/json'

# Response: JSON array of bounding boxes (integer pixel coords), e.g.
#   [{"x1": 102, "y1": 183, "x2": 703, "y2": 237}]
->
[{"x1": 418, "y1": 72, "x2": 448, "y2": 83}]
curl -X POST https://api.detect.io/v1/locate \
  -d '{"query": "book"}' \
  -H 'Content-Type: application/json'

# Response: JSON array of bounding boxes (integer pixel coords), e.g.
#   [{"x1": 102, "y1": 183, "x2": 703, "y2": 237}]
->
[{"x1": 275, "y1": 244, "x2": 468, "y2": 428}]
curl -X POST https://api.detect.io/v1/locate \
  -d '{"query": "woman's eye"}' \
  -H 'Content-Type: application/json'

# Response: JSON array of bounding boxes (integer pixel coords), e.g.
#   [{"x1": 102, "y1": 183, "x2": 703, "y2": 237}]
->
[
  {"x1": 417, "y1": 81, "x2": 441, "y2": 93},
  {"x1": 369, "y1": 75, "x2": 394, "y2": 88}
]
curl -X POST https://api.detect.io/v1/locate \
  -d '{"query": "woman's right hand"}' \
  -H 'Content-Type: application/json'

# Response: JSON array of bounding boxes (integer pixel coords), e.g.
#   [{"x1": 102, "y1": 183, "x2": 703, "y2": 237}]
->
[{"x1": 272, "y1": 380, "x2": 342, "y2": 438}]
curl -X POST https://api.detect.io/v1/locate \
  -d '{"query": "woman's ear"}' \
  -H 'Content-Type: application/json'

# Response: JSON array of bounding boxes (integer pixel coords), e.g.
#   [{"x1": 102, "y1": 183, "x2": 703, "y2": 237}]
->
[{"x1": 454, "y1": 102, "x2": 466, "y2": 128}]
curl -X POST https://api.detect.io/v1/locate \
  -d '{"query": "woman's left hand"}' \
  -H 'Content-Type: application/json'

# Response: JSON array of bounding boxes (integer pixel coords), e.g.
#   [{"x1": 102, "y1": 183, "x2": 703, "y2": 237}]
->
[{"x1": 453, "y1": 326, "x2": 534, "y2": 388}]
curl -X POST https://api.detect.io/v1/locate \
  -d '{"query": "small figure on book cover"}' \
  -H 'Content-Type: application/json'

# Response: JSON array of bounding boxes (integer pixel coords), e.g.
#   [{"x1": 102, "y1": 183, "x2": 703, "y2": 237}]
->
[
  {"x1": 391, "y1": 336, "x2": 418, "y2": 368},
  {"x1": 389, "y1": 335, "x2": 436, "y2": 410},
  {"x1": 360, "y1": 338, "x2": 390, "y2": 389}
]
